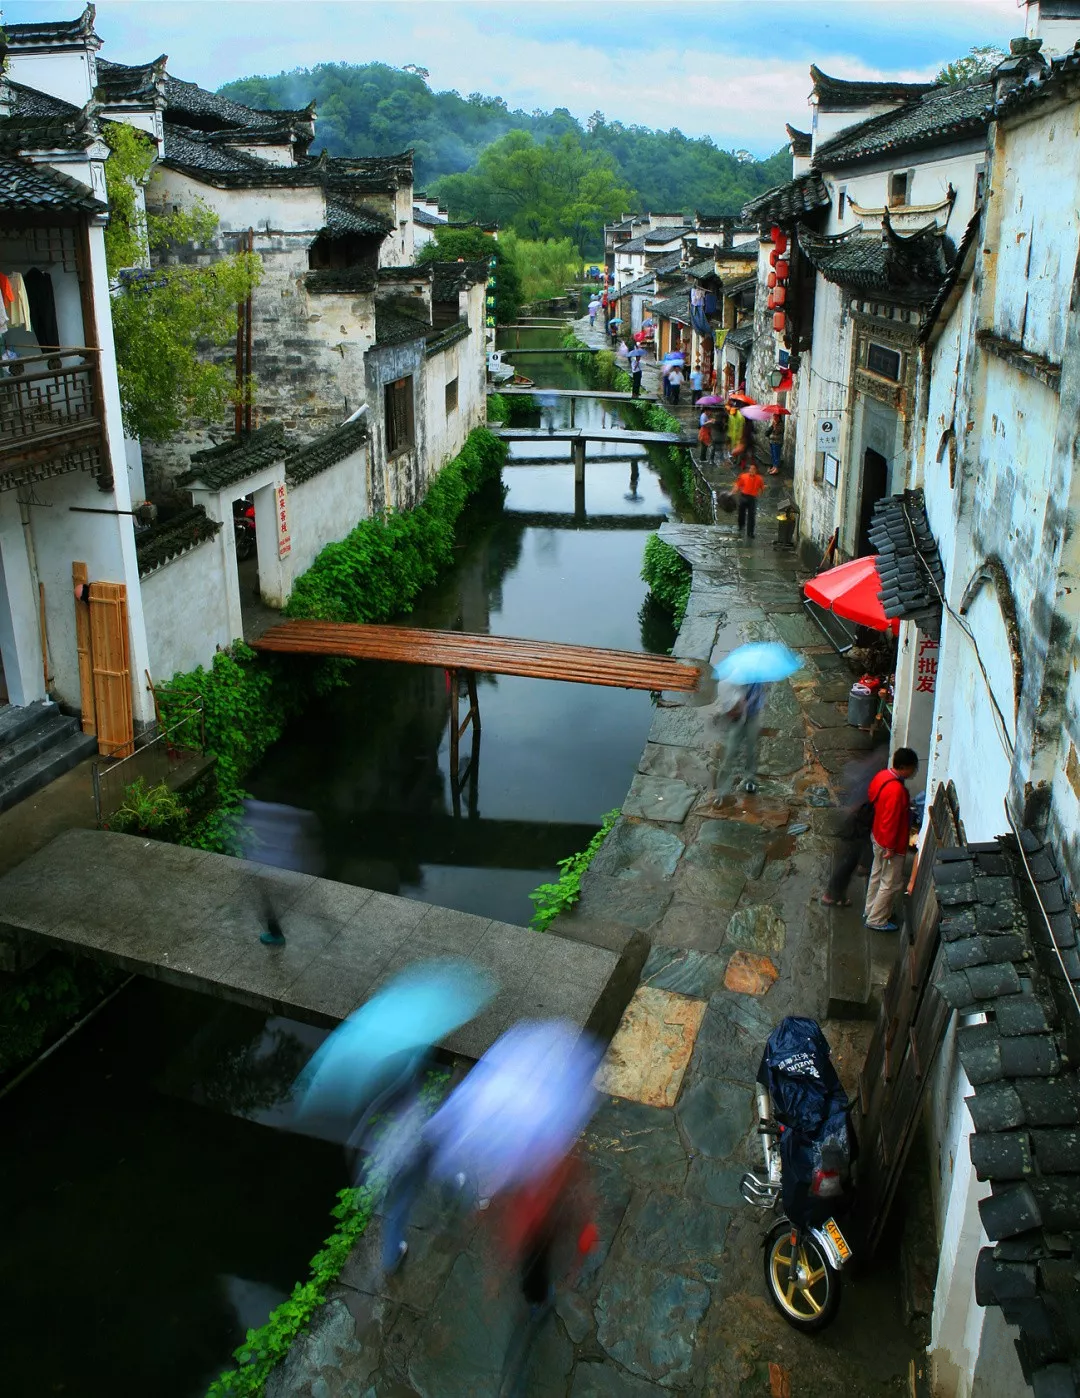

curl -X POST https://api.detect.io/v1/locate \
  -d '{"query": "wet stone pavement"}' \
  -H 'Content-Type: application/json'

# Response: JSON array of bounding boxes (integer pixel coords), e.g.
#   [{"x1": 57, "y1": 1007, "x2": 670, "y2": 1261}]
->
[{"x1": 270, "y1": 524, "x2": 918, "y2": 1394}]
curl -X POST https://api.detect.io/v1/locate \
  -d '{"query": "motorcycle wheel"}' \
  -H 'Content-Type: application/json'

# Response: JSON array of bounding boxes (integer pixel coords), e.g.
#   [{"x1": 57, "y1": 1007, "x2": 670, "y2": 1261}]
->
[
  {"x1": 763, "y1": 1218, "x2": 842, "y2": 1332},
  {"x1": 234, "y1": 530, "x2": 255, "y2": 562}
]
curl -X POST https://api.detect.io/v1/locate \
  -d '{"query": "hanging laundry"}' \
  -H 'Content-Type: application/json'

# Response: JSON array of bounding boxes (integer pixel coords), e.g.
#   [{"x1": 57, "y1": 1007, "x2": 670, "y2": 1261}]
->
[
  {"x1": 7, "y1": 272, "x2": 31, "y2": 331},
  {"x1": 24, "y1": 269, "x2": 58, "y2": 348},
  {"x1": 0, "y1": 271, "x2": 13, "y2": 316}
]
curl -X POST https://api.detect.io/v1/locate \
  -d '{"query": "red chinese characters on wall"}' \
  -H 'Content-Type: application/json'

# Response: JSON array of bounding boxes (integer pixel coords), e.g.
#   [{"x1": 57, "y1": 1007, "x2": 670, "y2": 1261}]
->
[
  {"x1": 276, "y1": 482, "x2": 291, "y2": 559},
  {"x1": 916, "y1": 633, "x2": 938, "y2": 694}
]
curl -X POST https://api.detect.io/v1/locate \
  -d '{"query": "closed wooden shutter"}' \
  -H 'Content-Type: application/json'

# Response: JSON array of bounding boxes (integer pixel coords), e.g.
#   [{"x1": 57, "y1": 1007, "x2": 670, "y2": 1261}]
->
[
  {"x1": 72, "y1": 561, "x2": 95, "y2": 735},
  {"x1": 88, "y1": 581, "x2": 133, "y2": 758}
]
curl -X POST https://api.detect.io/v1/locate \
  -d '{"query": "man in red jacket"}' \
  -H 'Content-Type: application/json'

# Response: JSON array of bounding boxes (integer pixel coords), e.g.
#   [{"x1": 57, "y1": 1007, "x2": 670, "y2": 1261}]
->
[{"x1": 863, "y1": 747, "x2": 919, "y2": 931}]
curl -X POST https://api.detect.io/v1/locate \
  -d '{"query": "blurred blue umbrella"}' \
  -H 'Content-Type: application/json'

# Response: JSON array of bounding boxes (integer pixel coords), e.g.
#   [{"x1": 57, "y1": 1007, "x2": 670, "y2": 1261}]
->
[
  {"x1": 425, "y1": 1019, "x2": 603, "y2": 1197},
  {"x1": 663, "y1": 351, "x2": 685, "y2": 362},
  {"x1": 713, "y1": 642, "x2": 804, "y2": 685},
  {"x1": 294, "y1": 959, "x2": 495, "y2": 1132},
  {"x1": 608, "y1": 317, "x2": 623, "y2": 325}
]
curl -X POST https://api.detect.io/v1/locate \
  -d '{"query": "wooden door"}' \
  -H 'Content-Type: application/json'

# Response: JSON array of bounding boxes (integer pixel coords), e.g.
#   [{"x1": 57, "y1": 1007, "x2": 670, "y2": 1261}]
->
[
  {"x1": 72, "y1": 562, "x2": 95, "y2": 735},
  {"x1": 88, "y1": 581, "x2": 133, "y2": 758},
  {"x1": 849, "y1": 783, "x2": 963, "y2": 1254}
]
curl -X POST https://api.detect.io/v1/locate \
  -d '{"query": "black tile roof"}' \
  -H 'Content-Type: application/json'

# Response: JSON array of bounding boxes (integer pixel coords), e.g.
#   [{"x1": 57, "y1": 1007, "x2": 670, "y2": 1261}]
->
[
  {"x1": 320, "y1": 151, "x2": 413, "y2": 192},
  {"x1": 179, "y1": 422, "x2": 286, "y2": 490},
  {"x1": 614, "y1": 271, "x2": 656, "y2": 299},
  {"x1": 164, "y1": 73, "x2": 307, "y2": 133},
  {"x1": 162, "y1": 122, "x2": 275, "y2": 177},
  {"x1": 647, "y1": 288, "x2": 691, "y2": 325},
  {"x1": 726, "y1": 320, "x2": 755, "y2": 352},
  {"x1": 135, "y1": 505, "x2": 221, "y2": 577},
  {"x1": 0, "y1": 106, "x2": 100, "y2": 156},
  {"x1": 810, "y1": 65, "x2": 936, "y2": 110},
  {"x1": 813, "y1": 79, "x2": 993, "y2": 171},
  {"x1": 377, "y1": 264, "x2": 433, "y2": 283},
  {"x1": 645, "y1": 225, "x2": 691, "y2": 243},
  {"x1": 286, "y1": 418, "x2": 368, "y2": 486},
  {"x1": 425, "y1": 320, "x2": 472, "y2": 357},
  {"x1": 1, "y1": 6, "x2": 98, "y2": 45},
  {"x1": 742, "y1": 171, "x2": 830, "y2": 226},
  {"x1": 7, "y1": 81, "x2": 80, "y2": 120},
  {"x1": 304, "y1": 266, "x2": 378, "y2": 295},
  {"x1": 992, "y1": 45, "x2": 1080, "y2": 123},
  {"x1": 616, "y1": 234, "x2": 647, "y2": 254},
  {"x1": 786, "y1": 124, "x2": 812, "y2": 156},
  {"x1": 687, "y1": 257, "x2": 718, "y2": 280},
  {"x1": 649, "y1": 250, "x2": 685, "y2": 276},
  {"x1": 432, "y1": 260, "x2": 487, "y2": 302},
  {"x1": 867, "y1": 488, "x2": 946, "y2": 638},
  {"x1": 374, "y1": 307, "x2": 431, "y2": 347},
  {"x1": 797, "y1": 217, "x2": 953, "y2": 303},
  {"x1": 324, "y1": 196, "x2": 394, "y2": 238},
  {"x1": 724, "y1": 275, "x2": 757, "y2": 300},
  {"x1": 0, "y1": 152, "x2": 105, "y2": 214},
  {"x1": 414, "y1": 205, "x2": 444, "y2": 227},
  {"x1": 95, "y1": 55, "x2": 167, "y2": 105},
  {"x1": 934, "y1": 834, "x2": 1080, "y2": 1395}
]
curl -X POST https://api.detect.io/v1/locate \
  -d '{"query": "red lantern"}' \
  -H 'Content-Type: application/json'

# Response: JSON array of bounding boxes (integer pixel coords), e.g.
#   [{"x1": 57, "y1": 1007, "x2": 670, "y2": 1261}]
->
[
  {"x1": 773, "y1": 286, "x2": 787, "y2": 307},
  {"x1": 770, "y1": 225, "x2": 782, "y2": 243},
  {"x1": 767, "y1": 271, "x2": 777, "y2": 289},
  {"x1": 775, "y1": 259, "x2": 790, "y2": 280},
  {"x1": 773, "y1": 311, "x2": 786, "y2": 332},
  {"x1": 767, "y1": 292, "x2": 776, "y2": 310},
  {"x1": 773, "y1": 231, "x2": 789, "y2": 256},
  {"x1": 769, "y1": 249, "x2": 778, "y2": 266}
]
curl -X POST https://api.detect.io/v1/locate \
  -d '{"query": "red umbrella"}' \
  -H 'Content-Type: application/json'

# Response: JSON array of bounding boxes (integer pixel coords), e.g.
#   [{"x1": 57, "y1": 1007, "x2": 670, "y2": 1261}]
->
[
  {"x1": 728, "y1": 391, "x2": 756, "y2": 405},
  {"x1": 803, "y1": 555, "x2": 900, "y2": 634},
  {"x1": 758, "y1": 404, "x2": 791, "y2": 417}
]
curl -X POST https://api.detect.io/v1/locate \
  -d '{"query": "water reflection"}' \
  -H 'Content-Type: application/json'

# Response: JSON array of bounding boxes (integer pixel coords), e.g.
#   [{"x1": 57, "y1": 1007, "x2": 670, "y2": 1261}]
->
[{"x1": 247, "y1": 337, "x2": 681, "y2": 926}]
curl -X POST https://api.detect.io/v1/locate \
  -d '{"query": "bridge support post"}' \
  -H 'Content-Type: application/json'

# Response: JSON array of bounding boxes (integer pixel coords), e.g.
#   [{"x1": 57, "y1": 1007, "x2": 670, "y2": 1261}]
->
[
  {"x1": 570, "y1": 397, "x2": 575, "y2": 428},
  {"x1": 573, "y1": 437, "x2": 586, "y2": 483},
  {"x1": 448, "y1": 669, "x2": 481, "y2": 815}
]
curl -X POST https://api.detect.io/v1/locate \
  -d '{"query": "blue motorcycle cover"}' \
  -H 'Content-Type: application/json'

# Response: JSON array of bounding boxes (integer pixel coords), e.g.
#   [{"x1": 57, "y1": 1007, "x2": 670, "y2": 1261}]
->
[{"x1": 757, "y1": 1017, "x2": 853, "y2": 1220}]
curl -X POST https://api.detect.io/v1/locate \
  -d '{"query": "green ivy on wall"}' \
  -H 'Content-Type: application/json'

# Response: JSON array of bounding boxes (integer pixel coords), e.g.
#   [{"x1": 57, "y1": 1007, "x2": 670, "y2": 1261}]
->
[{"x1": 528, "y1": 809, "x2": 620, "y2": 931}]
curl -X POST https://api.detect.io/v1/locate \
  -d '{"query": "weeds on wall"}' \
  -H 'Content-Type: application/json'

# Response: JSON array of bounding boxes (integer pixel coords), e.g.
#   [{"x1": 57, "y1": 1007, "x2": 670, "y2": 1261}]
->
[
  {"x1": 206, "y1": 1069, "x2": 449, "y2": 1397},
  {"x1": 154, "y1": 428, "x2": 509, "y2": 851},
  {"x1": 528, "y1": 809, "x2": 620, "y2": 931},
  {"x1": 641, "y1": 534, "x2": 693, "y2": 629}
]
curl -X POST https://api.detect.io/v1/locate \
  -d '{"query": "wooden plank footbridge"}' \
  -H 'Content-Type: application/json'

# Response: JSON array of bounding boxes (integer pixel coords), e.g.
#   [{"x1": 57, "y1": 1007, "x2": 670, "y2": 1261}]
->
[{"x1": 253, "y1": 620, "x2": 702, "y2": 791}]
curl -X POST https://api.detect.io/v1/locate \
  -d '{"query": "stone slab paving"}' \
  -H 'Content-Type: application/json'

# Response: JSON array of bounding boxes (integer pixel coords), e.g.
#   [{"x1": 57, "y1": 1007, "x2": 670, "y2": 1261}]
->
[
  {"x1": 0, "y1": 828, "x2": 621, "y2": 1056},
  {"x1": 263, "y1": 523, "x2": 916, "y2": 1397}
]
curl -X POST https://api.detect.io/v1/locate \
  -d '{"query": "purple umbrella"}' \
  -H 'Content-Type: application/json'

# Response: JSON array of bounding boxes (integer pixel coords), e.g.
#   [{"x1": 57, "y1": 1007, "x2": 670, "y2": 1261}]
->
[
  {"x1": 424, "y1": 1019, "x2": 603, "y2": 1197},
  {"x1": 740, "y1": 403, "x2": 772, "y2": 422},
  {"x1": 697, "y1": 394, "x2": 724, "y2": 406}
]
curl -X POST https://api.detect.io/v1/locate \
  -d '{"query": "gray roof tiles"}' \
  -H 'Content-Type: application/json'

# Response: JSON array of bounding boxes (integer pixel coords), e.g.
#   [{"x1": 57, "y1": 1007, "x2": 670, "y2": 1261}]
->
[
  {"x1": 867, "y1": 488, "x2": 946, "y2": 636},
  {"x1": 809, "y1": 64, "x2": 936, "y2": 110},
  {"x1": 743, "y1": 171, "x2": 830, "y2": 225},
  {"x1": 179, "y1": 422, "x2": 287, "y2": 490},
  {"x1": 0, "y1": 152, "x2": 105, "y2": 214},
  {"x1": 286, "y1": 419, "x2": 369, "y2": 486},
  {"x1": 813, "y1": 78, "x2": 994, "y2": 170},
  {"x1": 797, "y1": 219, "x2": 953, "y2": 304},
  {"x1": 931, "y1": 833, "x2": 1080, "y2": 1392}
]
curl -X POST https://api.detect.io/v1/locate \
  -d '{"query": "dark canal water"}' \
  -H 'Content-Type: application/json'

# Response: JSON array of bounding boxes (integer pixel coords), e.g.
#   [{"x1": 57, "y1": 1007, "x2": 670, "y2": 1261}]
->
[
  {"x1": 0, "y1": 327, "x2": 685, "y2": 1397},
  {"x1": 247, "y1": 328, "x2": 683, "y2": 925}
]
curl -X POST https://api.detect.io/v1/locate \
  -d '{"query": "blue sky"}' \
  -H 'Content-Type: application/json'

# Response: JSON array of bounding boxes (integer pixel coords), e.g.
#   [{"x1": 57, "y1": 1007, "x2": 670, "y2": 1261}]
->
[{"x1": 2, "y1": 1, "x2": 1022, "y2": 154}]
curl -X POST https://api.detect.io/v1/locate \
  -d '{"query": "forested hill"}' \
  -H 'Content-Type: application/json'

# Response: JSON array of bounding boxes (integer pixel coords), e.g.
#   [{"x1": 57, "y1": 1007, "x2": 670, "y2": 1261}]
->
[{"x1": 217, "y1": 63, "x2": 790, "y2": 213}]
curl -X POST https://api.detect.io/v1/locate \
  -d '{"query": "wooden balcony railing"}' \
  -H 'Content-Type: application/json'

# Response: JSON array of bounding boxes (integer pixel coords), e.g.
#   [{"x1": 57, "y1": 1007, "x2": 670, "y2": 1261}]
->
[{"x1": 0, "y1": 349, "x2": 105, "y2": 476}]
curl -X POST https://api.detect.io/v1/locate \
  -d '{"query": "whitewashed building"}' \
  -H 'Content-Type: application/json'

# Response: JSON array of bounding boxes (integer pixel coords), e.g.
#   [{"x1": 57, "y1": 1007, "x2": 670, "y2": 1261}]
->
[{"x1": 0, "y1": 6, "x2": 157, "y2": 786}]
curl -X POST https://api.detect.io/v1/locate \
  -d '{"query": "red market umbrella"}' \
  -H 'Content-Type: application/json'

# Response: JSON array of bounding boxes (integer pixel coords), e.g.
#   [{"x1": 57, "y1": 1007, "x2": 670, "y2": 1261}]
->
[
  {"x1": 758, "y1": 404, "x2": 791, "y2": 417},
  {"x1": 803, "y1": 555, "x2": 900, "y2": 634}
]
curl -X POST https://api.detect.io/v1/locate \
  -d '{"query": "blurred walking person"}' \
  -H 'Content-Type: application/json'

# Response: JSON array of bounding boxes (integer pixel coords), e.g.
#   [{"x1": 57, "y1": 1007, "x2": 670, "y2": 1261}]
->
[
  {"x1": 712, "y1": 682, "x2": 767, "y2": 797},
  {"x1": 821, "y1": 749, "x2": 888, "y2": 907},
  {"x1": 733, "y1": 459, "x2": 765, "y2": 540}
]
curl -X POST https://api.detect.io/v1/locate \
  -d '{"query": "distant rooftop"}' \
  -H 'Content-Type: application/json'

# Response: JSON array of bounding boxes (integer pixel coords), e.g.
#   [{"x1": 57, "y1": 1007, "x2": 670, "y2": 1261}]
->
[{"x1": 810, "y1": 65, "x2": 937, "y2": 110}]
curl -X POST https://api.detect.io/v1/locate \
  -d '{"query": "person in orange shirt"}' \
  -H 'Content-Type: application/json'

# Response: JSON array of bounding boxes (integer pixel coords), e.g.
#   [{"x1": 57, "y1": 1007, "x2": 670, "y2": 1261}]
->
[{"x1": 733, "y1": 458, "x2": 765, "y2": 539}]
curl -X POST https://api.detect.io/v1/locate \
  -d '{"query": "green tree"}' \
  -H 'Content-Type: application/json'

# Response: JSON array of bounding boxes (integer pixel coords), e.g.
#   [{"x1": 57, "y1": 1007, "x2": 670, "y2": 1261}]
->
[
  {"x1": 935, "y1": 43, "x2": 1006, "y2": 85},
  {"x1": 498, "y1": 230, "x2": 580, "y2": 305},
  {"x1": 433, "y1": 129, "x2": 634, "y2": 256},
  {"x1": 414, "y1": 224, "x2": 522, "y2": 323},
  {"x1": 103, "y1": 122, "x2": 261, "y2": 442}
]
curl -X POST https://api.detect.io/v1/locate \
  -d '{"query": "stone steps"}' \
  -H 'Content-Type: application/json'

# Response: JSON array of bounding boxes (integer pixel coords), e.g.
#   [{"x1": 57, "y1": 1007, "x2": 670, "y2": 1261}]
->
[{"x1": 0, "y1": 704, "x2": 98, "y2": 814}]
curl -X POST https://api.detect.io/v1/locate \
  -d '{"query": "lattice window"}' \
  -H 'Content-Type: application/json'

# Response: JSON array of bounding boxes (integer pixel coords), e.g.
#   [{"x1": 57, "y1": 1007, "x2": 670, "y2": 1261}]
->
[
  {"x1": 0, "y1": 224, "x2": 79, "y2": 272},
  {"x1": 384, "y1": 375, "x2": 414, "y2": 456}
]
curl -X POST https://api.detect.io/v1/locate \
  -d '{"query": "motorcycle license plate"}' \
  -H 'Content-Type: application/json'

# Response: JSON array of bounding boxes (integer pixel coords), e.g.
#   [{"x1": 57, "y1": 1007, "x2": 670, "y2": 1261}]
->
[{"x1": 823, "y1": 1218, "x2": 851, "y2": 1263}]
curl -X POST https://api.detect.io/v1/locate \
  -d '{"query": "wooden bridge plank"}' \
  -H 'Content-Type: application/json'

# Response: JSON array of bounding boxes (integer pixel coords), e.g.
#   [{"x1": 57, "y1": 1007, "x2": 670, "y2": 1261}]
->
[{"x1": 252, "y1": 621, "x2": 702, "y2": 692}]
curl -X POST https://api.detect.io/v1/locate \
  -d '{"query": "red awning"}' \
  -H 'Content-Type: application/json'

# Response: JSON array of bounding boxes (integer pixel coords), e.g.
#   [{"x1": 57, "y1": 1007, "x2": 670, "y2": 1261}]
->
[{"x1": 803, "y1": 555, "x2": 900, "y2": 634}]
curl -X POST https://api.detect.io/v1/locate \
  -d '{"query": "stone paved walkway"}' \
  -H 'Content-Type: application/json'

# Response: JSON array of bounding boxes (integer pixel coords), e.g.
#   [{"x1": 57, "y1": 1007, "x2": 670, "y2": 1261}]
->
[{"x1": 267, "y1": 520, "x2": 917, "y2": 1397}]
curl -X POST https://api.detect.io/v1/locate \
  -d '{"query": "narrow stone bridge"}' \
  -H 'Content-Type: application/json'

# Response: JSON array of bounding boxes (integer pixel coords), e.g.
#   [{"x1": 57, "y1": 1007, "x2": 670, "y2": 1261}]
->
[{"x1": 0, "y1": 830, "x2": 636, "y2": 1057}]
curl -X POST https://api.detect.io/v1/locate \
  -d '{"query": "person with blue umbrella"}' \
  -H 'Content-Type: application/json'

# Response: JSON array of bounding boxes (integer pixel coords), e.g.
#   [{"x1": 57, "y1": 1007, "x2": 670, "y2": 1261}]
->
[{"x1": 710, "y1": 643, "x2": 803, "y2": 798}]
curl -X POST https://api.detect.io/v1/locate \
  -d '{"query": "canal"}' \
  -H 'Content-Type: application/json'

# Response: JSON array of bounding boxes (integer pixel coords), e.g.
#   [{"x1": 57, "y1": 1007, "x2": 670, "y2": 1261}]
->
[{"x1": 0, "y1": 327, "x2": 689, "y2": 1397}]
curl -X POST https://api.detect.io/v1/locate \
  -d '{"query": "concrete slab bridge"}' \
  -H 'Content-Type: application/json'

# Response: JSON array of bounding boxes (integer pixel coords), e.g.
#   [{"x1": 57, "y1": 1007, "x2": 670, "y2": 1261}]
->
[{"x1": 0, "y1": 830, "x2": 640, "y2": 1059}]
